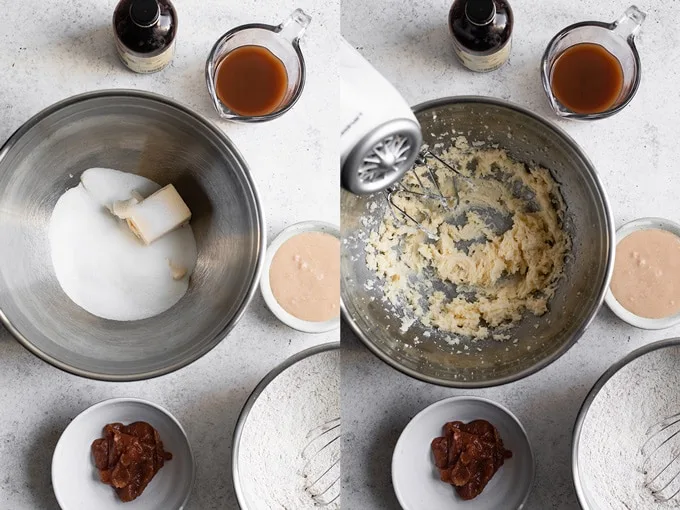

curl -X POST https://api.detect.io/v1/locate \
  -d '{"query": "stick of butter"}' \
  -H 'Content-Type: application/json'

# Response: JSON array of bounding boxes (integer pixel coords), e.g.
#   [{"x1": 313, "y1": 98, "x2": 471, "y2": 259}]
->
[{"x1": 124, "y1": 184, "x2": 192, "y2": 245}]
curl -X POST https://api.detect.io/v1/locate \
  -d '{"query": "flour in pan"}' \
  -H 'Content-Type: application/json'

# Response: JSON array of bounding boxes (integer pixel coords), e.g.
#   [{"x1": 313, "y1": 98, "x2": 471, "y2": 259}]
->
[
  {"x1": 238, "y1": 349, "x2": 340, "y2": 510},
  {"x1": 579, "y1": 345, "x2": 680, "y2": 509}
]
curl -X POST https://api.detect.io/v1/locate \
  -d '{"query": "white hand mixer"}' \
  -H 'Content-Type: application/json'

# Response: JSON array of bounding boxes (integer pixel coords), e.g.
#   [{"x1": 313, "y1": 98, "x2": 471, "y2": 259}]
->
[{"x1": 339, "y1": 38, "x2": 460, "y2": 234}]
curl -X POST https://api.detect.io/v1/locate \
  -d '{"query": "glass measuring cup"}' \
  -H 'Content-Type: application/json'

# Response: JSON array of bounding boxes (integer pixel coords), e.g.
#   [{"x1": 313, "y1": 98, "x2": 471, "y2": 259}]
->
[
  {"x1": 541, "y1": 6, "x2": 646, "y2": 120},
  {"x1": 205, "y1": 9, "x2": 311, "y2": 122}
]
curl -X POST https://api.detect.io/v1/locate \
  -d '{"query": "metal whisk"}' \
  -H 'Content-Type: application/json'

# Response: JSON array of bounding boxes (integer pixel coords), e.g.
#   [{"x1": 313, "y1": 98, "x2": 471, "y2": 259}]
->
[
  {"x1": 384, "y1": 150, "x2": 461, "y2": 237},
  {"x1": 301, "y1": 417, "x2": 341, "y2": 507},
  {"x1": 641, "y1": 412, "x2": 680, "y2": 501}
]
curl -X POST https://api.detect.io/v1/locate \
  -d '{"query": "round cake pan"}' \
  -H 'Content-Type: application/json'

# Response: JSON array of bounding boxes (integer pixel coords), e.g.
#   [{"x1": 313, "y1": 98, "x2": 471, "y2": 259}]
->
[
  {"x1": 573, "y1": 337, "x2": 680, "y2": 509},
  {"x1": 341, "y1": 96, "x2": 614, "y2": 388},
  {"x1": 0, "y1": 90, "x2": 265, "y2": 381},
  {"x1": 232, "y1": 342, "x2": 340, "y2": 509}
]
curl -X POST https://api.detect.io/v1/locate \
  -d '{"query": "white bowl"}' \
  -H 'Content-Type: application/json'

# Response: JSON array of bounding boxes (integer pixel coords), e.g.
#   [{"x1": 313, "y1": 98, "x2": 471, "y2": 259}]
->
[
  {"x1": 604, "y1": 217, "x2": 680, "y2": 329},
  {"x1": 260, "y1": 221, "x2": 340, "y2": 333},
  {"x1": 52, "y1": 398, "x2": 195, "y2": 510},
  {"x1": 392, "y1": 396, "x2": 535, "y2": 510}
]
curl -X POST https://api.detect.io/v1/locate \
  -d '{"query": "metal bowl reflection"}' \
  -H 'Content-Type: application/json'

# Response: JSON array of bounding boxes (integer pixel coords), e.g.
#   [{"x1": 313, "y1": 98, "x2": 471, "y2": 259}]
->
[
  {"x1": 341, "y1": 96, "x2": 614, "y2": 387},
  {"x1": 0, "y1": 90, "x2": 265, "y2": 381}
]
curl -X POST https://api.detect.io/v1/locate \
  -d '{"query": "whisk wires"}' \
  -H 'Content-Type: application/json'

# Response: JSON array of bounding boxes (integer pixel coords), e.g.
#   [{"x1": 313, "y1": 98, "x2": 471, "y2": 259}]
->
[
  {"x1": 301, "y1": 418, "x2": 341, "y2": 507},
  {"x1": 642, "y1": 412, "x2": 680, "y2": 501},
  {"x1": 384, "y1": 150, "x2": 461, "y2": 238}
]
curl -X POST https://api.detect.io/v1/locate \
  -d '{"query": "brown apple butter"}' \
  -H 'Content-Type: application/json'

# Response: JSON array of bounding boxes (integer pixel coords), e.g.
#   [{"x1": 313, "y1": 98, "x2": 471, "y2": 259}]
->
[
  {"x1": 91, "y1": 422, "x2": 172, "y2": 502},
  {"x1": 431, "y1": 419, "x2": 512, "y2": 500}
]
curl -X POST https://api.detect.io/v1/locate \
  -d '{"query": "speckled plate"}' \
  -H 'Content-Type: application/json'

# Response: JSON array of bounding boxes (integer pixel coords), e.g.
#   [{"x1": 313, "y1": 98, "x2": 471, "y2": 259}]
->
[
  {"x1": 392, "y1": 396, "x2": 535, "y2": 510},
  {"x1": 51, "y1": 398, "x2": 195, "y2": 510}
]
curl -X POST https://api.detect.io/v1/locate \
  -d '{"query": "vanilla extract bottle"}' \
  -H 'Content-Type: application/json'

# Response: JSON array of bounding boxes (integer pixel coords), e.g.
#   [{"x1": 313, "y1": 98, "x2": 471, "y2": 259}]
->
[
  {"x1": 113, "y1": 0, "x2": 178, "y2": 74},
  {"x1": 449, "y1": 0, "x2": 514, "y2": 72}
]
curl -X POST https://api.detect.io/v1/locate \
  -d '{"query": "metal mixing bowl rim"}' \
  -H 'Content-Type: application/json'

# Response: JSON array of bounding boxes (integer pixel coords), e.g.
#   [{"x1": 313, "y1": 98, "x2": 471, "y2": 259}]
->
[
  {"x1": 0, "y1": 89, "x2": 266, "y2": 382},
  {"x1": 51, "y1": 396, "x2": 196, "y2": 509},
  {"x1": 571, "y1": 337, "x2": 680, "y2": 509},
  {"x1": 231, "y1": 341, "x2": 340, "y2": 509},
  {"x1": 341, "y1": 95, "x2": 615, "y2": 389}
]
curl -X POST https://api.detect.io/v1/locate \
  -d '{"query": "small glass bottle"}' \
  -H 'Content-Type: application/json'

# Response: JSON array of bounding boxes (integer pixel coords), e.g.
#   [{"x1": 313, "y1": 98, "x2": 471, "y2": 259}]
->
[
  {"x1": 448, "y1": 0, "x2": 513, "y2": 73},
  {"x1": 113, "y1": 0, "x2": 178, "y2": 74}
]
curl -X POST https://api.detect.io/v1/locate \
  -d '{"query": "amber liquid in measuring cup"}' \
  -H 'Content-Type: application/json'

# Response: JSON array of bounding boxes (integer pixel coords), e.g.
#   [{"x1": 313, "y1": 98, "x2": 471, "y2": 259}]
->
[
  {"x1": 550, "y1": 43, "x2": 624, "y2": 115},
  {"x1": 215, "y1": 45, "x2": 289, "y2": 117}
]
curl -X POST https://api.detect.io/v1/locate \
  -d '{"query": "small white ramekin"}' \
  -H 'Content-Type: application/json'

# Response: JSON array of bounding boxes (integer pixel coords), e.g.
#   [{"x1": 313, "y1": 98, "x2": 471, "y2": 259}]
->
[
  {"x1": 605, "y1": 217, "x2": 680, "y2": 330},
  {"x1": 260, "y1": 221, "x2": 340, "y2": 333},
  {"x1": 392, "y1": 396, "x2": 535, "y2": 510}
]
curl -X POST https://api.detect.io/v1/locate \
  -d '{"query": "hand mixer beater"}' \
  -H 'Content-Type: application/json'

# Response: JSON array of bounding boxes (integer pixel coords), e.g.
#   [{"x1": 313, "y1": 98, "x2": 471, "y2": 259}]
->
[{"x1": 339, "y1": 38, "x2": 460, "y2": 235}]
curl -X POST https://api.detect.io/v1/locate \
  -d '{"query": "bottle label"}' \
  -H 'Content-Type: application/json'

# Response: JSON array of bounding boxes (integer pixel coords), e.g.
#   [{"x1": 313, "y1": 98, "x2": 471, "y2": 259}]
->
[
  {"x1": 453, "y1": 38, "x2": 511, "y2": 73},
  {"x1": 115, "y1": 39, "x2": 176, "y2": 74}
]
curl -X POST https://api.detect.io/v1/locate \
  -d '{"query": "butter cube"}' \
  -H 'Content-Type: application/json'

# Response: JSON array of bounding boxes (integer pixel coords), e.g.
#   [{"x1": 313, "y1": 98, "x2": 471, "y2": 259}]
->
[{"x1": 125, "y1": 184, "x2": 192, "y2": 245}]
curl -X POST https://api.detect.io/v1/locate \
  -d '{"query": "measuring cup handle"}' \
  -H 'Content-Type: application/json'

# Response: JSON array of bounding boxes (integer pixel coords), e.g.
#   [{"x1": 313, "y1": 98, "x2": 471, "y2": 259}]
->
[
  {"x1": 612, "y1": 5, "x2": 646, "y2": 41},
  {"x1": 276, "y1": 8, "x2": 312, "y2": 44}
]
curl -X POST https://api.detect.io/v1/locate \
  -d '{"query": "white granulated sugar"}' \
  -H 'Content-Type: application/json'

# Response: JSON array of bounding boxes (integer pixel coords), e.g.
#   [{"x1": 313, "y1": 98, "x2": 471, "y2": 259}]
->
[
  {"x1": 399, "y1": 316, "x2": 416, "y2": 333},
  {"x1": 49, "y1": 168, "x2": 197, "y2": 321},
  {"x1": 444, "y1": 335, "x2": 460, "y2": 346},
  {"x1": 579, "y1": 345, "x2": 680, "y2": 509},
  {"x1": 239, "y1": 350, "x2": 340, "y2": 510},
  {"x1": 361, "y1": 216, "x2": 376, "y2": 228}
]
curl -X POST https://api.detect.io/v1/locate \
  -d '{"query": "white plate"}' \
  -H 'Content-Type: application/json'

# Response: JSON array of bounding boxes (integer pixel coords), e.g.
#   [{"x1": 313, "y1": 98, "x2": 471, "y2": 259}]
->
[
  {"x1": 604, "y1": 217, "x2": 680, "y2": 329},
  {"x1": 260, "y1": 221, "x2": 340, "y2": 333},
  {"x1": 392, "y1": 396, "x2": 535, "y2": 510},
  {"x1": 52, "y1": 398, "x2": 195, "y2": 510}
]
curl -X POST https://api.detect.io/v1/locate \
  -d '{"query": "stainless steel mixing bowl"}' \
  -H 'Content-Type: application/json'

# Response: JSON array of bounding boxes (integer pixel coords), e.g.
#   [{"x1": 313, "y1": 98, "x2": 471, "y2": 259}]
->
[
  {"x1": 0, "y1": 90, "x2": 265, "y2": 381},
  {"x1": 341, "y1": 96, "x2": 614, "y2": 388}
]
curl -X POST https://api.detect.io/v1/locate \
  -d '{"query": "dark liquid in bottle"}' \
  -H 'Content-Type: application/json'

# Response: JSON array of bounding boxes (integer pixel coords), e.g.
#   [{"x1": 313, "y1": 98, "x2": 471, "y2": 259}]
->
[
  {"x1": 550, "y1": 43, "x2": 624, "y2": 114},
  {"x1": 114, "y1": 0, "x2": 176, "y2": 54},
  {"x1": 449, "y1": 0, "x2": 513, "y2": 53},
  {"x1": 215, "y1": 46, "x2": 288, "y2": 117}
]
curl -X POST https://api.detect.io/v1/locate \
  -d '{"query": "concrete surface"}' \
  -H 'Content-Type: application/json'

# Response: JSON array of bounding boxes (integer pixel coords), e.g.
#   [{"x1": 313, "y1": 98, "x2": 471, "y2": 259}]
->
[
  {"x1": 0, "y1": 1, "x2": 338, "y2": 509},
  {"x1": 340, "y1": 0, "x2": 680, "y2": 508}
]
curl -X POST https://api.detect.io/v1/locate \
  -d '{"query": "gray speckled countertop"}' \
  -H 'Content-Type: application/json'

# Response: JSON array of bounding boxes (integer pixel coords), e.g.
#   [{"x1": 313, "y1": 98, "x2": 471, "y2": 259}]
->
[
  {"x1": 341, "y1": 0, "x2": 680, "y2": 509},
  {"x1": 0, "y1": 1, "x2": 338, "y2": 509}
]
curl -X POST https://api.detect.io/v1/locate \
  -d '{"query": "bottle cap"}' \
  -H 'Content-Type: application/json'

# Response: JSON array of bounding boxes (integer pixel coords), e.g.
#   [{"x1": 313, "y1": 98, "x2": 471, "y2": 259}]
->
[
  {"x1": 465, "y1": 0, "x2": 496, "y2": 26},
  {"x1": 130, "y1": 0, "x2": 160, "y2": 27}
]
